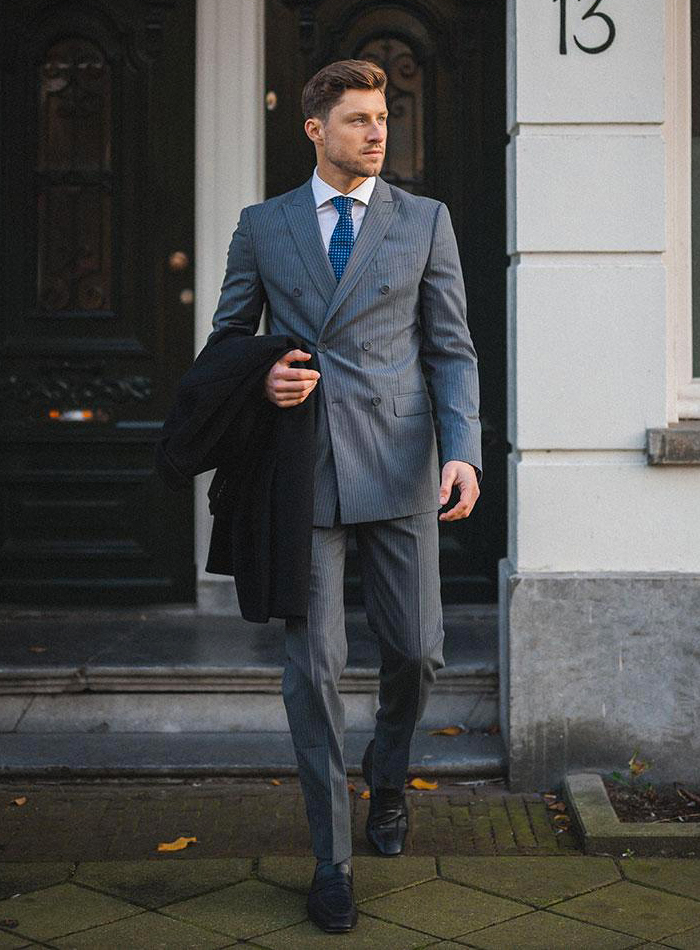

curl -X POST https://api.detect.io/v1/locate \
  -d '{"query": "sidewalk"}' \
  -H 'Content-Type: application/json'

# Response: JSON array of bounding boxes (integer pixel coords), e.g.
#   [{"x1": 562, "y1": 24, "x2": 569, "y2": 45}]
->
[{"x1": 0, "y1": 778, "x2": 699, "y2": 948}]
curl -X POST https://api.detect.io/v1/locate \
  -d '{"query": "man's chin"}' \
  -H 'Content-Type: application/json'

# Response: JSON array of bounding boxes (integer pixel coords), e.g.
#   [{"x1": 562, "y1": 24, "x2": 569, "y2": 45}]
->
[{"x1": 358, "y1": 157, "x2": 384, "y2": 177}]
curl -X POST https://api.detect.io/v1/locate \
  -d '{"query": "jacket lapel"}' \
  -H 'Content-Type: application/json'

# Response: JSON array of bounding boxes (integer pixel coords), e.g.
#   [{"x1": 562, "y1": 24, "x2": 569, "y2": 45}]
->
[
  {"x1": 319, "y1": 175, "x2": 396, "y2": 335},
  {"x1": 283, "y1": 181, "x2": 337, "y2": 305}
]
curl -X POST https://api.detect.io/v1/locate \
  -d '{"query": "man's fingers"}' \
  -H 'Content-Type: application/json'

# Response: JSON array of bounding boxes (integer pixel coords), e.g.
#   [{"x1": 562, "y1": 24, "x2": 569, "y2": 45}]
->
[
  {"x1": 280, "y1": 348, "x2": 312, "y2": 364},
  {"x1": 439, "y1": 471, "x2": 456, "y2": 506},
  {"x1": 439, "y1": 501, "x2": 471, "y2": 521},
  {"x1": 273, "y1": 378, "x2": 318, "y2": 393},
  {"x1": 276, "y1": 367, "x2": 320, "y2": 381}
]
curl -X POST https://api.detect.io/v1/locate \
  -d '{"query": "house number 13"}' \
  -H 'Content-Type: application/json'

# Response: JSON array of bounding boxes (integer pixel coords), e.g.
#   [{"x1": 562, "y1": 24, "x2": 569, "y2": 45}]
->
[{"x1": 554, "y1": 0, "x2": 616, "y2": 55}]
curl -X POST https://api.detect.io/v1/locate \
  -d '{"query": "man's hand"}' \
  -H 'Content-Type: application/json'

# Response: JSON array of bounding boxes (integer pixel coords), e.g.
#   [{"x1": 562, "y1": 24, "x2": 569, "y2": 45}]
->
[
  {"x1": 438, "y1": 461, "x2": 480, "y2": 521},
  {"x1": 264, "y1": 349, "x2": 320, "y2": 408}
]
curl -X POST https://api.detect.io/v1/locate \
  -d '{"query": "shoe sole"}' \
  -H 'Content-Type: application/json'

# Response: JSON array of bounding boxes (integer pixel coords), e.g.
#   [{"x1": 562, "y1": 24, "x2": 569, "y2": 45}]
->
[{"x1": 307, "y1": 908, "x2": 359, "y2": 932}]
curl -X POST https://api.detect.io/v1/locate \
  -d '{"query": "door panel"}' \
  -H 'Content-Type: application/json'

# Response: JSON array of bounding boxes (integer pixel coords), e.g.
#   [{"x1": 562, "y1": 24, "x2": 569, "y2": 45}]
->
[
  {"x1": 0, "y1": 0, "x2": 196, "y2": 604},
  {"x1": 266, "y1": 0, "x2": 507, "y2": 603}
]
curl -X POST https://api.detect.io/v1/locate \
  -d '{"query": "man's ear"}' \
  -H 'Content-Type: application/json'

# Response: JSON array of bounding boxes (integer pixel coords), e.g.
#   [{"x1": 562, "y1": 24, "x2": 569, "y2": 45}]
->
[{"x1": 304, "y1": 117, "x2": 323, "y2": 146}]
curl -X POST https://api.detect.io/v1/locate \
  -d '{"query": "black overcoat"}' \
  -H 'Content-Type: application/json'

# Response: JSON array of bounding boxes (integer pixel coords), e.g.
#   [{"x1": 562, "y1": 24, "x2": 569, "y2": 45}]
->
[{"x1": 155, "y1": 327, "x2": 316, "y2": 622}]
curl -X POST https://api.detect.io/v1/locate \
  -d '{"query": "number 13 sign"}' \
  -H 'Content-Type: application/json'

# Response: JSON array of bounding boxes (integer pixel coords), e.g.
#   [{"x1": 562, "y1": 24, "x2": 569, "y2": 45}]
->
[{"x1": 554, "y1": 0, "x2": 616, "y2": 54}]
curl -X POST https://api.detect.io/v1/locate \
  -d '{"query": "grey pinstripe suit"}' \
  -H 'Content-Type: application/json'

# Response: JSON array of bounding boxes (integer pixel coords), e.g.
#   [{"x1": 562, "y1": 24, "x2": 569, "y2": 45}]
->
[{"x1": 211, "y1": 174, "x2": 482, "y2": 862}]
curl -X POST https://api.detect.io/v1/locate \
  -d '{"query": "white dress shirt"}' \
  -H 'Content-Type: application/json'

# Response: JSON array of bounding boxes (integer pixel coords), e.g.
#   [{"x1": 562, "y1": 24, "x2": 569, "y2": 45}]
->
[{"x1": 311, "y1": 166, "x2": 377, "y2": 251}]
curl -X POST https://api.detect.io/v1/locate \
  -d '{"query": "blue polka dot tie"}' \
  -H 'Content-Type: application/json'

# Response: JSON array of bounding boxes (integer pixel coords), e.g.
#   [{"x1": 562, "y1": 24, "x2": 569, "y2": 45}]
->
[{"x1": 328, "y1": 195, "x2": 355, "y2": 281}]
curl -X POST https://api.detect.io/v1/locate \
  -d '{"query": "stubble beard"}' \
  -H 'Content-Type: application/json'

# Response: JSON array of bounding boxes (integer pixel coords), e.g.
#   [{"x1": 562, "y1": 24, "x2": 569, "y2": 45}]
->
[{"x1": 326, "y1": 145, "x2": 384, "y2": 181}]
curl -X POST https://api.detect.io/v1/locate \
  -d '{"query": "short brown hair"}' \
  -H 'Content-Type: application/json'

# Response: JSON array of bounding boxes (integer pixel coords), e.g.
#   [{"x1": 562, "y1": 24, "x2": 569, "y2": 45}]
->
[{"x1": 301, "y1": 59, "x2": 387, "y2": 122}]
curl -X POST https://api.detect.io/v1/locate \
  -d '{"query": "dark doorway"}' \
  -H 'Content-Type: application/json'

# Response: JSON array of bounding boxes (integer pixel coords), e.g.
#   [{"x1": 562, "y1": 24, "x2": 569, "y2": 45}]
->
[
  {"x1": 266, "y1": 0, "x2": 507, "y2": 603},
  {"x1": 0, "y1": 0, "x2": 196, "y2": 604}
]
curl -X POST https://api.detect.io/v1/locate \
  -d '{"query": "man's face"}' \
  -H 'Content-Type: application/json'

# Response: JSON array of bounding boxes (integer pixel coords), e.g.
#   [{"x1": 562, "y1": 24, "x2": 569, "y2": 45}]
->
[{"x1": 312, "y1": 87, "x2": 387, "y2": 179}]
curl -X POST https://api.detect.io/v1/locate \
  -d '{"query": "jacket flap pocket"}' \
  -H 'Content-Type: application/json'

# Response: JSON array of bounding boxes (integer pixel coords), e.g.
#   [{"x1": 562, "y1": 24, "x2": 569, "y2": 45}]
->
[{"x1": 393, "y1": 391, "x2": 432, "y2": 416}]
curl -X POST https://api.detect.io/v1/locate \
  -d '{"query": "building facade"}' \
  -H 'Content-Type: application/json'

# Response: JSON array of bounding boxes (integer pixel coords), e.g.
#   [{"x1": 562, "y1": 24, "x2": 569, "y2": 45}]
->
[{"x1": 1, "y1": 0, "x2": 698, "y2": 788}]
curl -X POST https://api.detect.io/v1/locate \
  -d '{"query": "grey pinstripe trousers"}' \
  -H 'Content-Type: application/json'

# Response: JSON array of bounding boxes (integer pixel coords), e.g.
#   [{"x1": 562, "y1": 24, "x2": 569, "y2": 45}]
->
[{"x1": 282, "y1": 510, "x2": 446, "y2": 863}]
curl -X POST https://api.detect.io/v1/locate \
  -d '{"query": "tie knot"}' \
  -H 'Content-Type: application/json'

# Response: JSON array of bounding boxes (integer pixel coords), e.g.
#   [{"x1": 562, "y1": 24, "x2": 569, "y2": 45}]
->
[{"x1": 331, "y1": 195, "x2": 354, "y2": 216}]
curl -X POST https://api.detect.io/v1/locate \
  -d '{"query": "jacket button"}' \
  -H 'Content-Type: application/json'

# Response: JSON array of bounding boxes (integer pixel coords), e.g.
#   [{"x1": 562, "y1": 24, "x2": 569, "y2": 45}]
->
[
  {"x1": 371, "y1": 395, "x2": 381, "y2": 406},
  {"x1": 362, "y1": 340, "x2": 372, "y2": 350},
  {"x1": 292, "y1": 287, "x2": 302, "y2": 297},
  {"x1": 380, "y1": 284, "x2": 390, "y2": 295},
  {"x1": 317, "y1": 342, "x2": 328, "y2": 353}
]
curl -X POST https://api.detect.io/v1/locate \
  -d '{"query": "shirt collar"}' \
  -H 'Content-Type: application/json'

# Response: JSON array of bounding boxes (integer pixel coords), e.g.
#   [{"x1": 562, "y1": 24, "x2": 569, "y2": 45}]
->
[{"x1": 311, "y1": 166, "x2": 376, "y2": 209}]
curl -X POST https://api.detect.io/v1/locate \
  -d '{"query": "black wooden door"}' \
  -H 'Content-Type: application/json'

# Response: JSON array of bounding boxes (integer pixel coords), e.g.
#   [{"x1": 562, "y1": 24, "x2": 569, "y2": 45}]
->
[
  {"x1": 266, "y1": 0, "x2": 507, "y2": 603},
  {"x1": 0, "y1": 0, "x2": 196, "y2": 604}
]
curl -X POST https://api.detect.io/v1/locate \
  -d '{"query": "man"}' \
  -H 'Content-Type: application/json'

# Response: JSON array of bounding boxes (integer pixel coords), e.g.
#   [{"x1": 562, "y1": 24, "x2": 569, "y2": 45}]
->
[{"x1": 210, "y1": 59, "x2": 482, "y2": 933}]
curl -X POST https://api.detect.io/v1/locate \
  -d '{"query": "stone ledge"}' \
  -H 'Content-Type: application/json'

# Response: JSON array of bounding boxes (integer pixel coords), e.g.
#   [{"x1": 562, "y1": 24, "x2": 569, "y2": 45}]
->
[
  {"x1": 564, "y1": 772, "x2": 700, "y2": 857},
  {"x1": 647, "y1": 421, "x2": 700, "y2": 465}
]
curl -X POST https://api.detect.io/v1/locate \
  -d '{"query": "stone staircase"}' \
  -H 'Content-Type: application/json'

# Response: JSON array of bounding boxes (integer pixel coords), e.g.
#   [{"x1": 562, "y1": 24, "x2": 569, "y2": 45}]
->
[{"x1": 0, "y1": 598, "x2": 505, "y2": 779}]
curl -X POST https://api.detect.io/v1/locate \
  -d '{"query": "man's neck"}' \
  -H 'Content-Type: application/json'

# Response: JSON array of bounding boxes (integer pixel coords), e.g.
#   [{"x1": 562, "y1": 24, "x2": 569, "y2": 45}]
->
[{"x1": 315, "y1": 163, "x2": 370, "y2": 195}]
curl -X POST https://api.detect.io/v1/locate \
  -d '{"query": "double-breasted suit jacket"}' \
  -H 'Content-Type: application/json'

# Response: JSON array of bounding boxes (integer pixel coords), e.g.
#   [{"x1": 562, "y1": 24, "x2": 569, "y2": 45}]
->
[{"x1": 210, "y1": 173, "x2": 482, "y2": 526}]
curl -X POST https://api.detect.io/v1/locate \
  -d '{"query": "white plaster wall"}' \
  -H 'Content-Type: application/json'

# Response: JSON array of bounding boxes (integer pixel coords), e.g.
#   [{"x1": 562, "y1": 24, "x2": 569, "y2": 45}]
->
[
  {"x1": 194, "y1": 0, "x2": 265, "y2": 585},
  {"x1": 514, "y1": 262, "x2": 667, "y2": 449},
  {"x1": 508, "y1": 0, "x2": 664, "y2": 126},
  {"x1": 507, "y1": 0, "x2": 700, "y2": 572}
]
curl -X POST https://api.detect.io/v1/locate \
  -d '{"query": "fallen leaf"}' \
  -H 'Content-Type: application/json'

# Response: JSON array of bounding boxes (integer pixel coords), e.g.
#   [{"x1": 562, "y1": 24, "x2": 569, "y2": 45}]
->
[
  {"x1": 270, "y1": 779, "x2": 281, "y2": 786},
  {"x1": 347, "y1": 782, "x2": 356, "y2": 794},
  {"x1": 157, "y1": 836, "x2": 197, "y2": 852},
  {"x1": 429, "y1": 725, "x2": 464, "y2": 736},
  {"x1": 485, "y1": 724, "x2": 500, "y2": 734},
  {"x1": 553, "y1": 814, "x2": 570, "y2": 824},
  {"x1": 29, "y1": 646, "x2": 47, "y2": 653},
  {"x1": 408, "y1": 777, "x2": 438, "y2": 790},
  {"x1": 547, "y1": 801, "x2": 566, "y2": 811},
  {"x1": 11, "y1": 797, "x2": 27, "y2": 807},
  {"x1": 359, "y1": 790, "x2": 370, "y2": 799}
]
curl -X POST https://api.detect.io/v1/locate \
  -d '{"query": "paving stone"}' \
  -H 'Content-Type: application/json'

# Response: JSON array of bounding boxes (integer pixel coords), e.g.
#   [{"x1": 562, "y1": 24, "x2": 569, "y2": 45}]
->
[
  {"x1": 503, "y1": 798, "x2": 538, "y2": 850},
  {"x1": 0, "y1": 882, "x2": 140, "y2": 941},
  {"x1": 51, "y1": 908, "x2": 232, "y2": 948},
  {"x1": 353, "y1": 857, "x2": 438, "y2": 903},
  {"x1": 524, "y1": 800, "x2": 563, "y2": 852},
  {"x1": 0, "y1": 930, "x2": 43, "y2": 949},
  {"x1": 459, "y1": 908, "x2": 638, "y2": 949},
  {"x1": 257, "y1": 855, "x2": 437, "y2": 903},
  {"x1": 253, "y1": 912, "x2": 431, "y2": 949},
  {"x1": 361, "y1": 878, "x2": 529, "y2": 939},
  {"x1": 0, "y1": 862, "x2": 74, "y2": 900},
  {"x1": 622, "y1": 859, "x2": 700, "y2": 903},
  {"x1": 159, "y1": 879, "x2": 306, "y2": 939},
  {"x1": 552, "y1": 880, "x2": 700, "y2": 942},
  {"x1": 439, "y1": 855, "x2": 620, "y2": 907},
  {"x1": 256, "y1": 856, "x2": 316, "y2": 893},
  {"x1": 662, "y1": 925, "x2": 700, "y2": 949},
  {"x1": 74, "y1": 857, "x2": 252, "y2": 908}
]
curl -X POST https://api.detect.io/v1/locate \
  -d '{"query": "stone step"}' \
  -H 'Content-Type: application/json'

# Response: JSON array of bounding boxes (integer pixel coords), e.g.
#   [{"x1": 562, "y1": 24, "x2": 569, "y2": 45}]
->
[
  {"x1": 1, "y1": 676, "x2": 497, "y2": 734},
  {"x1": 1, "y1": 604, "x2": 499, "y2": 734},
  {"x1": 0, "y1": 604, "x2": 498, "y2": 677},
  {"x1": 0, "y1": 730, "x2": 506, "y2": 779}
]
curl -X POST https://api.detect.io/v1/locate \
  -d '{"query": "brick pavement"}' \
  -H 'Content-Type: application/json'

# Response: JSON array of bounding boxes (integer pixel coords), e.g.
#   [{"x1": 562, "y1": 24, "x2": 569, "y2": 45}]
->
[
  {"x1": 1, "y1": 780, "x2": 700, "y2": 947},
  {"x1": 0, "y1": 778, "x2": 578, "y2": 862}
]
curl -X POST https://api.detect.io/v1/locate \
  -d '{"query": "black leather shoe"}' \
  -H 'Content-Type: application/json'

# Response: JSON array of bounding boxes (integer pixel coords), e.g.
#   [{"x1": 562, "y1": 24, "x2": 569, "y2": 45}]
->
[
  {"x1": 306, "y1": 861, "x2": 358, "y2": 933},
  {"x1": 362, "y1": 739, "x2": 409, "y2": 856}
]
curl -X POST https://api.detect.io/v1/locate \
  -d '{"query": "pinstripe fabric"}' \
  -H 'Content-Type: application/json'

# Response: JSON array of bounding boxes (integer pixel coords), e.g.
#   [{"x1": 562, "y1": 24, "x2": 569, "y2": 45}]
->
[
  {"x1": 209, "y1": 174, "x2": 479, "y2": 863},
  {"x1": 209, "y1": 174, "x2": 482, "y2": 527},
  {"x1": 282, "y1": 511, "x2": 445, "y2": 863}
]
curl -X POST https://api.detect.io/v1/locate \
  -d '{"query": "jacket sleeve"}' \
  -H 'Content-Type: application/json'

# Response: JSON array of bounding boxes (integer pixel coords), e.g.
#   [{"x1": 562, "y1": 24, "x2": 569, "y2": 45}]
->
[
  {"x1": 418, "y1": 201, "x2": 483, "y2": 484},
  {"x1": 208, "y1": 206, "x2": 267, "y2": 340}
]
